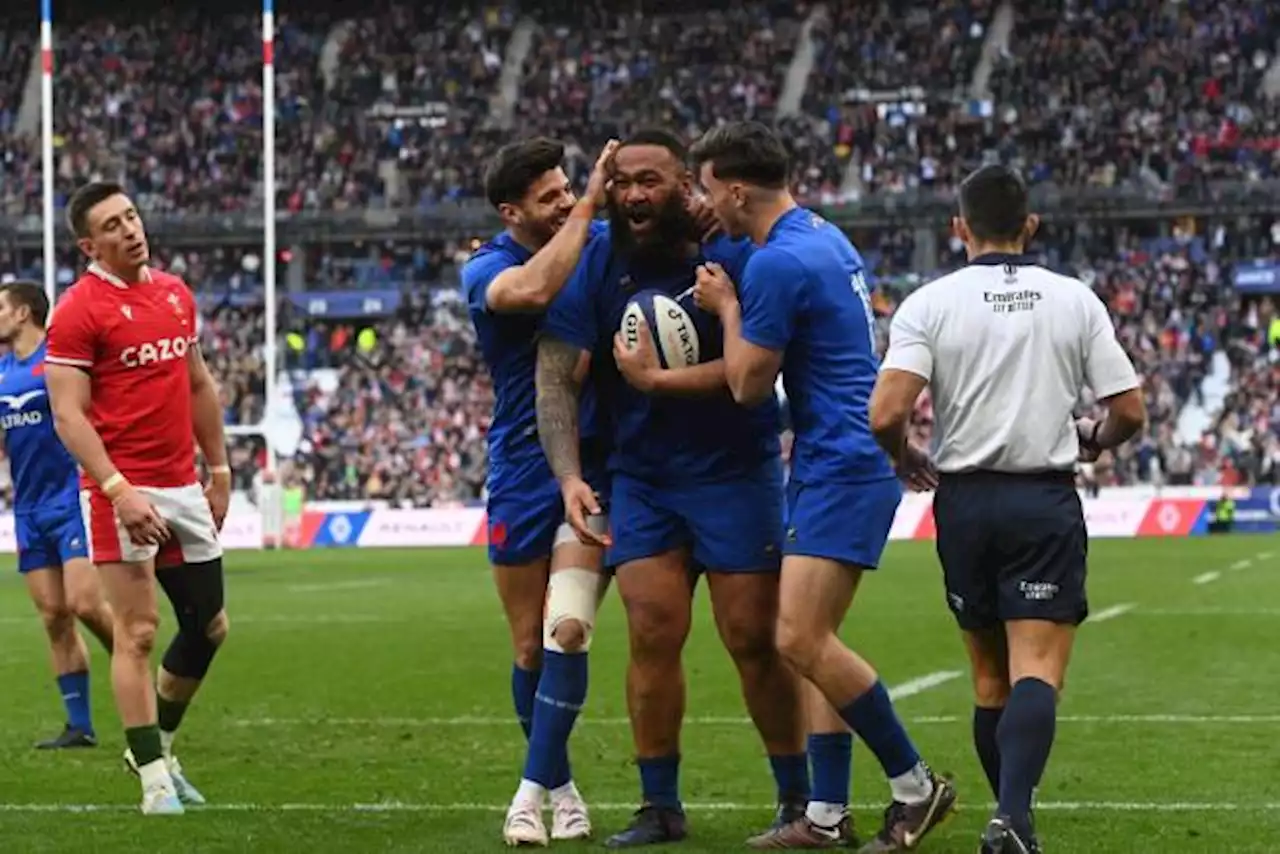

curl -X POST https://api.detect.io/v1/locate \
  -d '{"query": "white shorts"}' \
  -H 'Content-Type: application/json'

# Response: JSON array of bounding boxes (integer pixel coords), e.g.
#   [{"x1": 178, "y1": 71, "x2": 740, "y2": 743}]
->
[{"x1": 81, "y1": 483, "x2": 223, "y2": 567}]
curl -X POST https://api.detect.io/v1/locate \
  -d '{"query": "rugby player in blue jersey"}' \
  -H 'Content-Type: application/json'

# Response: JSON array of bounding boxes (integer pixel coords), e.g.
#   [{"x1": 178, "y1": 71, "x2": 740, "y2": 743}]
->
[
  {"x1": 691, "y1": 122, "x2": 958, "y2": 852},
  {"x1": 537, "y1": 129, "x2": 810, "y2": 849},
  {"x1": 463, "y1": 136, "x2": 619, "y2": 846},
  {"x1": 0, "y1": 280, "x2": 115, "y2": 749}
]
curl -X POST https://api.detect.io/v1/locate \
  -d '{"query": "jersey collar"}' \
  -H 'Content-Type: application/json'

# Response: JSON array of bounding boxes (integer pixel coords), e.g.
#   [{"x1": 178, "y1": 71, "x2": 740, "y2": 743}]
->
[
  {"x1": 87, "y1": 262, "x2": 152, "y2": 289},
  {"x1": 968, "y1": 252, "x2": 1034, "y2": 267}
]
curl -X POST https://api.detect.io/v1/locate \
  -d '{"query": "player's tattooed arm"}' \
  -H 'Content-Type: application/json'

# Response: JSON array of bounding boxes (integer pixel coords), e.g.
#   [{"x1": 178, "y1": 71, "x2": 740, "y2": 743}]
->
[{"x1": 536, "y1": 336, "x2": 586, "y2": 481}]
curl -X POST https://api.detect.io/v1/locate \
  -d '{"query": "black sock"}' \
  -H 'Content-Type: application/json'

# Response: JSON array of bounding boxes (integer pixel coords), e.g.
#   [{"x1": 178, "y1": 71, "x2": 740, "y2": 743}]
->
[
  {"x1": 996, "y1": 678, "x2": 1056, "y2": 833},
  {"x1": 973, "y1": 705, "x2": 1005, "y2": 798},
  {"x1": 125, "y1": 725, "x2": 164, "y2": 766},
  {"x1": 156, "y1": 695, "x2": 190, "y2": 734}
]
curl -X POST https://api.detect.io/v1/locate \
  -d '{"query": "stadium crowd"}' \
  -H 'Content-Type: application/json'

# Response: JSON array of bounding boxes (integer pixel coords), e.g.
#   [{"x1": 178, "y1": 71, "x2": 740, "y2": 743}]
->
[{"x1": 0, "y1": 0, "x2": 1278, "y2": 508}]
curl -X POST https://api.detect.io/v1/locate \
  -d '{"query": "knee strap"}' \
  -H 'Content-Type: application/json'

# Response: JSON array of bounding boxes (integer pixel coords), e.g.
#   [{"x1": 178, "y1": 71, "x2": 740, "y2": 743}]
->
[
  {"x1": 543, "y1": 567, "x2": 603, "y2": 653},
  {"x1": 158, "y1": 559, "x2": 226, "y2": 679}
]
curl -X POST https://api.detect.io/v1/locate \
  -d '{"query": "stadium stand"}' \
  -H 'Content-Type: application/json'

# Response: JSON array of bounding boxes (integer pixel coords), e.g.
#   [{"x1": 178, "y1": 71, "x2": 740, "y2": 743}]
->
[{"x1": 0, "y1": 0, "x2": 1277, "y2": 511}]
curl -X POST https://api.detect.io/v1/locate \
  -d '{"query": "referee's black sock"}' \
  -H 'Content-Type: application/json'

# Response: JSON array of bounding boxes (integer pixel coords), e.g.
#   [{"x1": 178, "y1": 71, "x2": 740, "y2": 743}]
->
[
  {"x1": 973, "y1": 705, "x2": 1005, "y2": 798},
  {"x1": 996, "y1": 678, "x2": 1056, "y2": 834}
]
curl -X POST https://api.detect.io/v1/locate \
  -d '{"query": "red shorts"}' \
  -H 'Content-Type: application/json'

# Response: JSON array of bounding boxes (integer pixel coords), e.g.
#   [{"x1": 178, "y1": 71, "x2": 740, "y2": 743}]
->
[{"x1": 80, "y1": 483, "x2": 224, "y2": 568}]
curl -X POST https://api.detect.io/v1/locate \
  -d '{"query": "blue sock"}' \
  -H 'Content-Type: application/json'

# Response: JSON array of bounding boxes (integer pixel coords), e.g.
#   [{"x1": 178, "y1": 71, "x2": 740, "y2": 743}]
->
[
  {"x1": 997, "y1": 678, "x2": 1056, "y2": 833},
  {"x1": 973, "y1": 705, "x2": 1005, "y2": 798},
  {"x1": 512, "y1": 664, "x2": 541, "y2": 740},
  {"x1": 523, "y1": 650, "x2": 588, "y2": 789},
  {"x1": 808, "y1": 732, "x2": 853, "y2": 805},
  {"x1": 638, "y1": 754, "x2": 681, "y2": 809},
  {"x1": 57, "y1": 671, "x2": 92, "y2": 734},
  {"x1": 837, "y1": 681, "x2": 921, "y2": 779},
  {"x1": 768, "y1": 752, "x2": 810, "y2": 802}
]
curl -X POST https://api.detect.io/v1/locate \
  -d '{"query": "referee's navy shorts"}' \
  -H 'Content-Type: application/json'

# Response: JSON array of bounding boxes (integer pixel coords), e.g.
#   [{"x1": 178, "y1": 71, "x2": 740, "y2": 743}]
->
[{"x1": 933, "y1": 470, "x2": 1088, "y2": 631}]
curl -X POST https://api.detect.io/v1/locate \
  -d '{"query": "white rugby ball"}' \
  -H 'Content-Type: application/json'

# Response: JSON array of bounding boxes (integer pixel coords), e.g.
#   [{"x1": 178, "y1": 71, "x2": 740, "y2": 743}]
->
[{"x1": 620, "y1": 290, "x2": 700, "y2": 369}]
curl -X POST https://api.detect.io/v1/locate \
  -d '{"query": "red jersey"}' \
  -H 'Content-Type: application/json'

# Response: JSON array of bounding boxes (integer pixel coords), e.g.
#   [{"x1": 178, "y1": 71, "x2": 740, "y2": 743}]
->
[{"x1": 47, "y1": 263, "x2": 200, "y2": 489}]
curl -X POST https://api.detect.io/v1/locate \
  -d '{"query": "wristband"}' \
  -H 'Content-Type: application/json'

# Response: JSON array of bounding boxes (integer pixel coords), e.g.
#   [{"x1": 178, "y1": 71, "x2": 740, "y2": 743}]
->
[
  {"x1": 101, "y1": 473, "x2": 129, "y2": 500},
  {"x1": 210, "y1": 465, "x2": 232, "y2": 480}
]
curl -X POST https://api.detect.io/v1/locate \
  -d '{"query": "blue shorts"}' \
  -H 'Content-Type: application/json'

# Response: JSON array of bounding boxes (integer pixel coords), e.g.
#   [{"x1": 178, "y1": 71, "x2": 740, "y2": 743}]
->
[
  {"x1": 15, "y1": 505, "x2": 89, "y2": 574},
  {"x1": 784, "y1": 476, "x2": 901, "y2": 569},
  {"x1": 487, "y1": 448, "x2": 610, "y2": 567},
  {"x1": 608, "y1": 460, "x2": 784, "y2": 573}
]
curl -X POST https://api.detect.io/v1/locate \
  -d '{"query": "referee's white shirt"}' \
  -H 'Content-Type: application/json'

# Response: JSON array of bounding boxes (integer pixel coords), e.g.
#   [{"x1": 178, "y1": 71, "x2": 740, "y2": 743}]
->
[{"x1": 881, "y1": 255, "x2": 1140, "y2": 474}]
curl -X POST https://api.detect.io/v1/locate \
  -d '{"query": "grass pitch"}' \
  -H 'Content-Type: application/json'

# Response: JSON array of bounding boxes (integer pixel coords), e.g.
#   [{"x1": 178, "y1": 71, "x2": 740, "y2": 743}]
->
[{"x1": 0, "y1": 536, "x2": 1277, "y2": 852}]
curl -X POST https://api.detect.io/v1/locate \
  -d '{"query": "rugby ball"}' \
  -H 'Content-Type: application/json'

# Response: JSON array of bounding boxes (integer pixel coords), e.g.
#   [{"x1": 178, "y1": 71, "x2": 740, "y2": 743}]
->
[{"x1": 620, "y1": 290, "x2": 700, "y2": 369}]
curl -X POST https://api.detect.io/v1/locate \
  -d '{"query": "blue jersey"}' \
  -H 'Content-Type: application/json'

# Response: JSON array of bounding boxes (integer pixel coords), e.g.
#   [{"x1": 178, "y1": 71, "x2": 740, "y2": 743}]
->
[
  {"x1": 0, "y1": 340, "x2": 80, "y2": 513},
  {"x1": 543, "y1": 227, "x2": 781, "y2": 485},
  {"x1": 462, "y1": 227, "x2": 604, "y2": 493},
  {"x1": 738, "y1": 207, "x2": 894, "y2": 485}
]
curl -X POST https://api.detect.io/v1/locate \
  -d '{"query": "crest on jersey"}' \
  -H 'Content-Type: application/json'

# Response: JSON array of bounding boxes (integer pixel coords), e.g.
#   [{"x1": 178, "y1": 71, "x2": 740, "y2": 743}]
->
[
  {"x1": 168, "y1": 292, "x2": 185, "y2": 318},
  {"x1": 120, "y1": 305, "x2": 133, "y2": 321}
]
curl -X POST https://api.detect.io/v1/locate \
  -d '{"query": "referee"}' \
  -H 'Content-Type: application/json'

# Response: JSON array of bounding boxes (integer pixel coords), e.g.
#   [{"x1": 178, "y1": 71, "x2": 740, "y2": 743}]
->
[{"x1": 868, "y1": 165, "x2": 1146, "y2": 854}]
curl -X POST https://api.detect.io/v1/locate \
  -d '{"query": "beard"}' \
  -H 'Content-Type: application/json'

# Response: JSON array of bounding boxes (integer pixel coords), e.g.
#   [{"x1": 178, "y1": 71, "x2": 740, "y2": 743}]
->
[{"x1": 608, "y1": 191, "x2": 697, "y2": 263}]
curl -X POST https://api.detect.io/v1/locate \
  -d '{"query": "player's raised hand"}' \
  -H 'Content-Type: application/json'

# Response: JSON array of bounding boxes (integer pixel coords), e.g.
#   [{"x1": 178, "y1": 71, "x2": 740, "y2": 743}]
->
[
  {"x1": 694, "y1": 262, "x2": 737, "y2": 316},
  {"x1": 585, "y1": 139, "x2": 620, "y2": 208},
  {"x1": 613, "y1": 322, "x2": 661, "y2": 393},
  {"x1": 112, "y1": 486, "x2": 170, "y2": 546},
  {"x1": 895, "y1": 442, "x2": 939, "y2": 492},
  {"x1": 561, "y1": 476, "x2": 611, "y2": 547},
  {"x1": 685, "y1": 192, "x2": 721, "y2": 242}
]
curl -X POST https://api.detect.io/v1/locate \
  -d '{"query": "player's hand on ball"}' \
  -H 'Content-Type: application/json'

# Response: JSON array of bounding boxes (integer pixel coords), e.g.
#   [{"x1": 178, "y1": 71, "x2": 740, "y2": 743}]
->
[
  {"x1": 896, "y1": 443, "x2": 939, "y2": 492},
  {"x1": 205, "y1": 474, "x2": 231, "y2": 533},
  {"x1": 613, "y1": 322, "x2": 661, "y2": 393},
  {"x1": 561, "y1": 477, "x2": 611, "y2": 548},
  {"x1": 113, "y1": 487, "x2": 170, "y2": 546},
  {"x1": 586, "y1": 139, "x2": 620, "y2": 208},
  {"x1": 1076, "y1": 417, "x2": 1103, "y2": 462},
  {"x1": 694, "y1": 262, "x2": 736, "y2": 316}
]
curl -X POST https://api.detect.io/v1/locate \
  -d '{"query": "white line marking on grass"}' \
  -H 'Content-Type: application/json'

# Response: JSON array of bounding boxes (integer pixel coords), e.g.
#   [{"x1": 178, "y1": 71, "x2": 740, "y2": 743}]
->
[
  {"x1": 1090, "y1": 603, "x2": 1134, "y2": 623},
  {"x1": 1229, "y1": 559, "x2": 1253, "y2": 572},
  {"x1": 1137, "y1": 608, "x2": 1280, "y2": 616},
  {"x1": 1257, "y1": 551, "x2": 1273, "y2": 561},
  {"x1": 886, "y1": 670, "x2": 962, "y2": 700},
  {"x1": 235, "y1": 712, "x2": 1280, "y2": 728},
  {"x1": 286, "y1": 579, "x2": 390, "y2": 594},
  {"x1": 0, "y1": 800, "x2": 1276, "y2": 814},
  {"x1": 1192, "y1": 571, "x2": 1220, "y2": 585}
]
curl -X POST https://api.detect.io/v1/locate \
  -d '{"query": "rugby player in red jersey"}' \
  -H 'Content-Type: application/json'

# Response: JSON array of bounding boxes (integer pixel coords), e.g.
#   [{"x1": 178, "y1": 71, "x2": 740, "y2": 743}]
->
[{"x1": 46, "y1": 181, "x2": 232, "y2": 816}]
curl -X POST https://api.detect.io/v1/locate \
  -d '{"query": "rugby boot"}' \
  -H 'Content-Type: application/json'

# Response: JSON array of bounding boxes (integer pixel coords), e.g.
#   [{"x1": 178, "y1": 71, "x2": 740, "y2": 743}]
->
[
  {"x1": 857, "y1": 770, "x2": 958, "y2": 852},
  {"x1": 748, "y1": 812, "x2": 859, "y2": 849},
  {"x1": 549, "y1": 782, "x2": 591, "y2": 840},
  {"x1": 503, "y1": 797, "x2": 549, "y2": 847},
  {"x1": 604, "y1": 804, "x2": 688, "y2": 848},
  {"x1": 125, "y1": 748, "x2": 207, "y2": 805},
  {"x1": 34, "y1": 724, "x2": 97, "y2": 749},
  {"x1": 978, "y1": 814, "x2": 1041, "y2": 854}
]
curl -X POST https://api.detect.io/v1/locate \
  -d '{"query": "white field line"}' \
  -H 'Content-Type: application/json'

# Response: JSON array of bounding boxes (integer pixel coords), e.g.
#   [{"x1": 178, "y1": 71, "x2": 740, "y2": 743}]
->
[
  {"x1": 1090, "y1": 603, "x2": 1135, "y2": 623},
  {"x1": 886, "y1": 669, "x2": 961, "y2": 699},
  {"x1": 0, "y1": 800, "x2": 1276, "y2": 814},
  {"x1": 286, "y1": 579, "x2": 391, "y2": 594},
  {"x1": 1228, "y1": 559, "x2": 1253, "y2": 572},
  {"x1": 1192, "y1": 571, "x2": 1220, "y2": 585},
  {"x1": 1136, "y1": 608, "x2": 1280, "y2": 616},
  {"x1": 233, "y1": 713, "x2": 1280, "y2": 727},
  {"x1": 1256, "y1": 551, "x2": 1274, "y2": 561}
]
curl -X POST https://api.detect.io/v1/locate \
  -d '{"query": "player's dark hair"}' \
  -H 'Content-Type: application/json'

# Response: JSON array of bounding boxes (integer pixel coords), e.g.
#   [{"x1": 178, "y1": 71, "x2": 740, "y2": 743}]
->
[
  {"x1": 958, "y1": 165, "x2": 1030, "y2": 243},
  {"x1": 66, "y1": 180, "x2": 128, "y2": 239},
  {"x1": 619, "y1": 127, "x2": 688, "y2": 163},
  {"x1": 688, "y1": 121, "x2": 790, "y2": 189},
  {"x1": 483, "y1": 137, "x2": 566, "y2": 208},
  {"x1": 0, "y1": 280, "x2": 50, "y2": 327}
]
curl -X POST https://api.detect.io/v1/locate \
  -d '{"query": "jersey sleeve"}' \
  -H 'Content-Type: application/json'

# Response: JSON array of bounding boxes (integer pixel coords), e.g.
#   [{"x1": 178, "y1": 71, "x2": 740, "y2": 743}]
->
[
  {"x1": 46, "y1": 288, "x2": 98, "y2": 369},
  {"x1": 880, "y1": 291, "x2": 934, "y2": 381},
  {"x1": 541, "y1": 238, "x2": 603, "y2": 353},
  {"x1": 738, "y1": 247, "x2": 803, "y2": 352},
  {"x1": 1082, "y1": 293, "x2": 1139, "y2": 398},
  {"x1": 461, "y1": 250, "x2": 514, "y2": 316}
]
